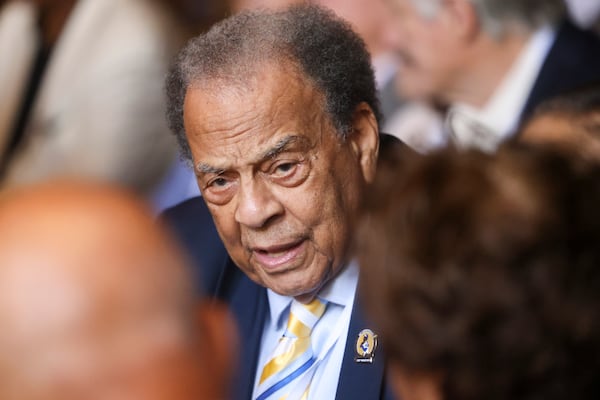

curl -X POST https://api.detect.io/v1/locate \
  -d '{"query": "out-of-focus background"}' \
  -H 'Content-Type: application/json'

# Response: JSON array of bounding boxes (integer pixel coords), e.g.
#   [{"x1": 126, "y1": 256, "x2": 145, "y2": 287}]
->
[
  {"x1": 0, "y1": 0, "x2": 598, "y2": 211},
  {"x1": 0, "y1": 1, "x2": 599, "y2": 400}
]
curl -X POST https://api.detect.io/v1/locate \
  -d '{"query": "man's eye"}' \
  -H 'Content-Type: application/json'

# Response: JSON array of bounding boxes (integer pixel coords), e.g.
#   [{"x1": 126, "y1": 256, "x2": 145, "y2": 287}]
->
[
  {"x1": 267, "y1": 160, "x2": 309, "y2": 187},
  {"x1": 202, "y1": 175, "x2": 236, "y2": 205},
  {"x1": 211, "y1": 177, "x2": 229, "y2": 187},
  {"x1": 274, "y1": 163, "x2": 295, "y2": 174},
  {"x1": 204, "y1": 176, "x2": 233, "y2": 193},
  {"x1": 270, "y1": 162, "x2": 300, "y2": 179}
]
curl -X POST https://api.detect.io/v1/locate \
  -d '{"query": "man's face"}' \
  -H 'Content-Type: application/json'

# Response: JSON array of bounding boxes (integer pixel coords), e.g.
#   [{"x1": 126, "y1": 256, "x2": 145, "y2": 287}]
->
[
  {"x1": 183, "y1": 63, "x2": 377, "y2": 300},
  {"x1": 384, "y1": 0, "x2": 465, "y2": 101}
]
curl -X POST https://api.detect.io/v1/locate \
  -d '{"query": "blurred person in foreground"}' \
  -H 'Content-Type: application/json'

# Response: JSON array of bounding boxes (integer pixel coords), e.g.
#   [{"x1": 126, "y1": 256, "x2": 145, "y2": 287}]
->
[
  {"x1": 383, "y1": 0, "x2": 600, "y2": 151},
  {"x1": 0, "y1": 182, "x2": 236, "y2": 400},
  {"x1": 0, "y1": 0, "x2": 182, "y2": 198},
  {"x1": 164, "y1": 4, "x2": 404, "y2": 399},
  {"x1": 518, "y1": 82, "x2": 600, "y2": 161},
  {"x1": 357, "y1": 145, "x2": 600, "y2": 400}
]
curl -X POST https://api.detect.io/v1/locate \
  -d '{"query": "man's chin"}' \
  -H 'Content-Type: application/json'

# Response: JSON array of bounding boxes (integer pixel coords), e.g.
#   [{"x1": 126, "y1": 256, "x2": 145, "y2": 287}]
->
[{"x1": 260, "y1": 274, "x2": 323, "y2": 300}]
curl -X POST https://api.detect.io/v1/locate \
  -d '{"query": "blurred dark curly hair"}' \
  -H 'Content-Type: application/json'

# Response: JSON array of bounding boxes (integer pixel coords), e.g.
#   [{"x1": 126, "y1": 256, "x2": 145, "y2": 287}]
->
[
  {"x1": 165, "y1": 4, "x2": 379, "y2": 163},
  {"x1": 357, "y1": 144, "x2": 600, "y2": 400}
]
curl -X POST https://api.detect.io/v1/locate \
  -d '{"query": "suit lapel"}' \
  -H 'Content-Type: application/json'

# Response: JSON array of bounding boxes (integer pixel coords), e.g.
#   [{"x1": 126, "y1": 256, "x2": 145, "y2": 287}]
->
[
  {"x1": 216, "y1": 260, "x2": 269, "y2": 400},
  {"x1": 335, "y1": 296, "x2": 395, "y2": 400},
  {"x1": 523, "y1": 20, "x2": 600, "y2": 119},
  {"x1": 217, "y1": 261, "x2": 396, "y2": 400}
]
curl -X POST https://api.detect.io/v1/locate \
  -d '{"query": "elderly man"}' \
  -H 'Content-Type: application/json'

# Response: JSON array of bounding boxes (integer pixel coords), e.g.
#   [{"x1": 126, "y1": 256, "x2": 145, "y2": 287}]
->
[
  {"x1": 164, "y1": 5, "x2": 399, "y2": 400},
  {"x1": 0, "y1": 182, "x2": 235, "y2": 400},
  {"x1": 384, "y1": 0, "x2": 600, "y2": 151}
]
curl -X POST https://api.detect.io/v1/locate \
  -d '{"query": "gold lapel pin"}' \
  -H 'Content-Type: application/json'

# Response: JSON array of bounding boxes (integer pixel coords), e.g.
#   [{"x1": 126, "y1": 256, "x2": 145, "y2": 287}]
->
[{"x1": 354, "y1": 329, "x2": 378, "y2": 363}]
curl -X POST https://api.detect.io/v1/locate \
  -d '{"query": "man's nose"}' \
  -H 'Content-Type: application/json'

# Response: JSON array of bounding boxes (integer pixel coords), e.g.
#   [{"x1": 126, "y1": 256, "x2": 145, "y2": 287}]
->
[{"x1": 234, "y1": 178, "x2": 284, "y2": 229}]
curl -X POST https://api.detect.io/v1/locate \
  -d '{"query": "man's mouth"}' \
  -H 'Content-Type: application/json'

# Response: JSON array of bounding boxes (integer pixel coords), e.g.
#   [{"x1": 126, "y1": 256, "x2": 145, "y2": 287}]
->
[{"x1": 250, "y1": 239, "x2": 306, "y2": 270}]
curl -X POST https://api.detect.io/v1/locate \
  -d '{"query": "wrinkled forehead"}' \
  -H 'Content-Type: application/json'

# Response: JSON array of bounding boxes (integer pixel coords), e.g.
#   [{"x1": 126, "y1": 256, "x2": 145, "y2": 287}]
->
[{"x1": 183, "y1": 59, "x2": 332, "y2": 131}]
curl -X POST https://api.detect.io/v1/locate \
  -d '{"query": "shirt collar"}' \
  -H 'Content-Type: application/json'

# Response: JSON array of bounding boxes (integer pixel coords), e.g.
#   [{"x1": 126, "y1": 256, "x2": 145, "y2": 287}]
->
[
  {"x1": 450, "y1": 25, "x2": 556, "y2": 148},
  {"x1": 266, "y1": 260, "x2": 360, "y2": 331}
]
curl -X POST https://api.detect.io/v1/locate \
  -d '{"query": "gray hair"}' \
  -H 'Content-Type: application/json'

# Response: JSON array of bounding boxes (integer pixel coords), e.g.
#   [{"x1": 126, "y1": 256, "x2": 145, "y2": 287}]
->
[
  {"x1": 165, "y1": 4, "x2": 380, "y2": 163},
  {"x1": 411, "y1": 0, "x2": 565, "y2": 37}
]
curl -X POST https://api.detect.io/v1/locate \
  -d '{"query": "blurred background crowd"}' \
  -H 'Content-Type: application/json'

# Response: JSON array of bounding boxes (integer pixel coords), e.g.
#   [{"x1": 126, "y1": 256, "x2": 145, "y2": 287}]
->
[
  {"x1": 0, "y1": 0, "x2": 599, "y2": 208},
  {"x1": 0, "y1": 0, "x2": 599, "y2": 399}
]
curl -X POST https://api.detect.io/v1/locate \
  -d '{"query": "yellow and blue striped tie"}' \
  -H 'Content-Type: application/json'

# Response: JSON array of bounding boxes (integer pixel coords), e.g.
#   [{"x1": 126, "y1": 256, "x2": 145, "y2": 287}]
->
[{"x1": 256, "y1": 298, "x2": 327, "y2": 400}]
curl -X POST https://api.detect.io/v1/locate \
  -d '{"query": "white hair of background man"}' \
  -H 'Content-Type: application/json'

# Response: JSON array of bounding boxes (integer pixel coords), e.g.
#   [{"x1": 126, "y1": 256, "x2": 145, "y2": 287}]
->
[
  {"x1": 565, "y1": 0, "x2": 600, "y2": 28},
  {"x1": 409, "y1": 0, "x2": 565, "y2": 37}
]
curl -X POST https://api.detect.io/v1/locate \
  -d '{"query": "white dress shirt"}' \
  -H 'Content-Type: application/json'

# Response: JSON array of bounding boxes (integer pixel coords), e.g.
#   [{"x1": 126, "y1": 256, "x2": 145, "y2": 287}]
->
[
  {"x1": 252, "y1": 261, "x2": 359, "y2": 400},
  {"x1": 448, "y1": 26, "x2": 556, "y2": 151},
  {"x1": 566, "y1": 0, "x2": 600, "y2": 29}
]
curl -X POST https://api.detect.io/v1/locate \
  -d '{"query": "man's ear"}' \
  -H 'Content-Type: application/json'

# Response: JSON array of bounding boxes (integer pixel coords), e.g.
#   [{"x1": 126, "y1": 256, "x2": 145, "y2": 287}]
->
[
  {"x1": 195, "y1": 300, "x2": 238, "y2": 399},
  {"x1": 349, "y1": 102, "x2": 379, "y2": 184}
]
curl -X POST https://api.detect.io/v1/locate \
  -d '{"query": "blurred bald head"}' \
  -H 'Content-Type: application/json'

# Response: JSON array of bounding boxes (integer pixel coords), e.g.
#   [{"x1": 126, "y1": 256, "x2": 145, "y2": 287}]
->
[{"x1": 0, "y1": 182, "x2": 234, "y2": 400}]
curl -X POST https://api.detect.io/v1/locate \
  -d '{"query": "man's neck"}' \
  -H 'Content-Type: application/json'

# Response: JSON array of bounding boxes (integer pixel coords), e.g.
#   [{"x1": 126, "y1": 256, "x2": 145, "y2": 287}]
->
[{"x1": 445, "y1": 31, "x2": 532, "y2": 108}]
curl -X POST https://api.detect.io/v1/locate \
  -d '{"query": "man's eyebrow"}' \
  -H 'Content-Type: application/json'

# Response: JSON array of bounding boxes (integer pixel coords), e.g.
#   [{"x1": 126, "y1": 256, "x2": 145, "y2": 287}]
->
[
  {"x1": 261, "y1": 135, "x2": 309, "y2": 160},
  {"x1": 195, "y1": 163, "x2": 225, "y2": 175},
  {"x1": 195, "y1": 135, "x2": 310, "y2": 175}
]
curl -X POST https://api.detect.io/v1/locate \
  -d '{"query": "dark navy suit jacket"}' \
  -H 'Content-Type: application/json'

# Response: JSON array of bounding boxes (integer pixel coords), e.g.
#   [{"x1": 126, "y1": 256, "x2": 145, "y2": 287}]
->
[
  {"x1": 163, "y1": 197, "x2": 395, "y2": 400},
  {"x1": 521, "y1": 21, "x2": 600, "y2": 121}
]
